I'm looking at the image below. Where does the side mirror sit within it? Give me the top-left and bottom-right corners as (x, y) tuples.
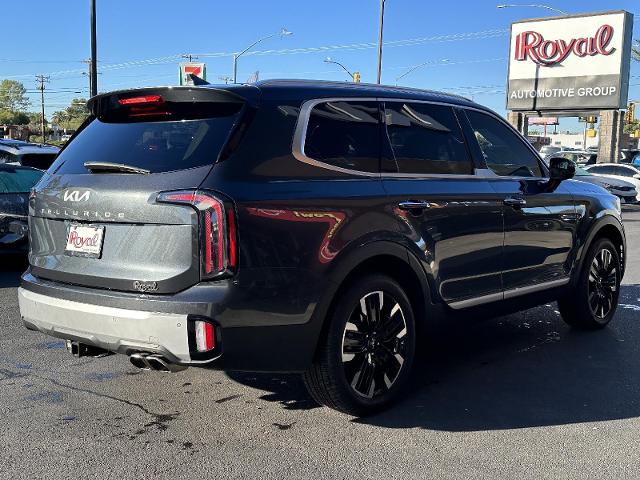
(548, 157), (575, 181)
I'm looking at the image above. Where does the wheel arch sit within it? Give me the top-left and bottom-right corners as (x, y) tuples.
(308, 240), (433, 363)
(574, 214), (626, 285)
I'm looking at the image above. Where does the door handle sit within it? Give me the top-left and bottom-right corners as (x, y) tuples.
(398, 200), (430, 211)
(503, 197), (527, 208)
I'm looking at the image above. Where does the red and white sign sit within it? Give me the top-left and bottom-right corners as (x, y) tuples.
(179, 62), (207, 86)
(507, 11), (633, 111)
(528, 117), (558, 125)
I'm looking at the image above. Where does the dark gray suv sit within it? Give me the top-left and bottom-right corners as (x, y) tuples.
(19, 81), (626, 415)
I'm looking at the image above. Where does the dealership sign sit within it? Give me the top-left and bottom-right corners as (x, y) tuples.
(507, 11), (633, 111)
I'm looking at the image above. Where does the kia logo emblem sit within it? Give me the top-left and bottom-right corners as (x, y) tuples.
(63, 190), (91, 202)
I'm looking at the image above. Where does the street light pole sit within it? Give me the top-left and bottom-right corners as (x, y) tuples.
(232, 28), (292, 84)
(395, 59), (450, 85)
(496, 4), (568, 15)
(376, 0), (386, 84)
(90, 0), (98, 97)
(324, 57), (354, 80)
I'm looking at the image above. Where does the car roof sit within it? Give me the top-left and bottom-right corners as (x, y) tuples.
(0, 140), (59, 154)
(588, 163), (637, 167)
(249, 79), (478, 105)
(94, 79), (485, 111)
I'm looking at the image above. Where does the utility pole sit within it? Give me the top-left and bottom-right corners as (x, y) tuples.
(35, 75), (50, 141)
(182, 54), (198, 63)
(90, 0), (98, 97)
(82, 59), (93, 94)
(376, 0), (386, 84)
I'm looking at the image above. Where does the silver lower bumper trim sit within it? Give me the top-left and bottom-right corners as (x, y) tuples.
(18, 287), (193, 363)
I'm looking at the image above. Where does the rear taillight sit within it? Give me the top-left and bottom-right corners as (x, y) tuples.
(157, 190), (237, 279)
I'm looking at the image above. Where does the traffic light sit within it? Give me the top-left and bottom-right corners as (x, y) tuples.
(625, 103), (636, 125)
(352, 72), (361, 83)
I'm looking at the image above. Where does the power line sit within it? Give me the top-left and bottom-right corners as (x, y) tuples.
(1, 27), (510, 80)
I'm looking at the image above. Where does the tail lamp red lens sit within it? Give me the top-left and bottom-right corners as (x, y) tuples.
(156, 190), (237, 278)
(194, 320), (215, 352)
(118, 95), (164, 105)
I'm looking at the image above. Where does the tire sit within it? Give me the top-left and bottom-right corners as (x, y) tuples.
(303, 274), (416, 416)
(558, 238), (621, 330)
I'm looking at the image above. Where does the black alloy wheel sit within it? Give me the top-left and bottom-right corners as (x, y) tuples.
(303, 274), (416, 416)
(341, 291), (408, 398)
(587, 247), (618, 319)
(559, 238), (621, 329)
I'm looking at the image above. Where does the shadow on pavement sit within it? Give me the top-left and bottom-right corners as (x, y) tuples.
(0, 256), (27, 288)
(230, 285), (640, 429)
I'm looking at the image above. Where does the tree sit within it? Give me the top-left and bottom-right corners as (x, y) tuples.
(27, 112), (47, 130)
(0, 79), (30, 112)
(51, 98), (88, 131)
(0, 110), (29, 125)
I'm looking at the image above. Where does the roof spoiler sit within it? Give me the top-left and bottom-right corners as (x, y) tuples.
(87, 86), (247, 117)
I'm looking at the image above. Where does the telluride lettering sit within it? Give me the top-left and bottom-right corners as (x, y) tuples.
(514, 24), (616, 65)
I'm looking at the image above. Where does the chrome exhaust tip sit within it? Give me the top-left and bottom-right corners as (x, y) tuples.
(129, 352), (186, 373)
(129, 352), (152, 370)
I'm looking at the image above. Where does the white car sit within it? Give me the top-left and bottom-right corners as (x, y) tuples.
(584, 163), (640, 202)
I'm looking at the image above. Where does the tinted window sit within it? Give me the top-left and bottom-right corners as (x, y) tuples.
(611, 165), (637, 177)
(465, 110), (542, 177)
(304, 101), (379, 173)
(53, 103), (242, 174)
(383, 102), (472, 175)
(0, 168), (43, 193)
(588, 165), (614, 175)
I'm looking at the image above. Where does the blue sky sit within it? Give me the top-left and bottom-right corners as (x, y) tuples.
(1, 0), (638, 132)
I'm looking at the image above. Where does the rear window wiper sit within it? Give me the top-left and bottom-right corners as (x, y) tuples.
(83, 161), (150, 175)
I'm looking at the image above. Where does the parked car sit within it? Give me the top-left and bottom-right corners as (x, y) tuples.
(19, 81), (626, 415)
(0, 164), (44, 253)
(539, 145), (562, 156)
(620, 149), (640, 166)
(569, 163), (637, 204)
(0, 139), (60, 170)
(584, 163), (640, 202)
(554, 150), (597, 165)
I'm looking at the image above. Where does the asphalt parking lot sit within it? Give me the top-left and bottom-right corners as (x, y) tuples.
(1, 206), (639, 480)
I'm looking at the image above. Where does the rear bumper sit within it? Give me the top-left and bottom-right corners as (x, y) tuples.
(19, 287), (199, 364)
(19, 269), (327, 372)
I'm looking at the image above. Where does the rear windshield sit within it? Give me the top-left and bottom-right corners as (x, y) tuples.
(0, 168), (43, 193)
(21, 153), (57, 170)
(52, 103), (242, 174)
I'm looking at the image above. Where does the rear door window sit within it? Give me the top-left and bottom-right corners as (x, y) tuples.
(52, 103), (243, 174)
(0, 168), (43, 193)
(465, 109), (543, 177)
(383, 102), (472, 175)
(304, 101), (380, 173)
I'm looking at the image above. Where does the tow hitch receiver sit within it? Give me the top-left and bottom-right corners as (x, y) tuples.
(65, 340), (113, 358)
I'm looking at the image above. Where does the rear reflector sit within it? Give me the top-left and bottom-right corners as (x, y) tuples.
(195, 320), (215, 352)
(118, 95), (164, 105)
